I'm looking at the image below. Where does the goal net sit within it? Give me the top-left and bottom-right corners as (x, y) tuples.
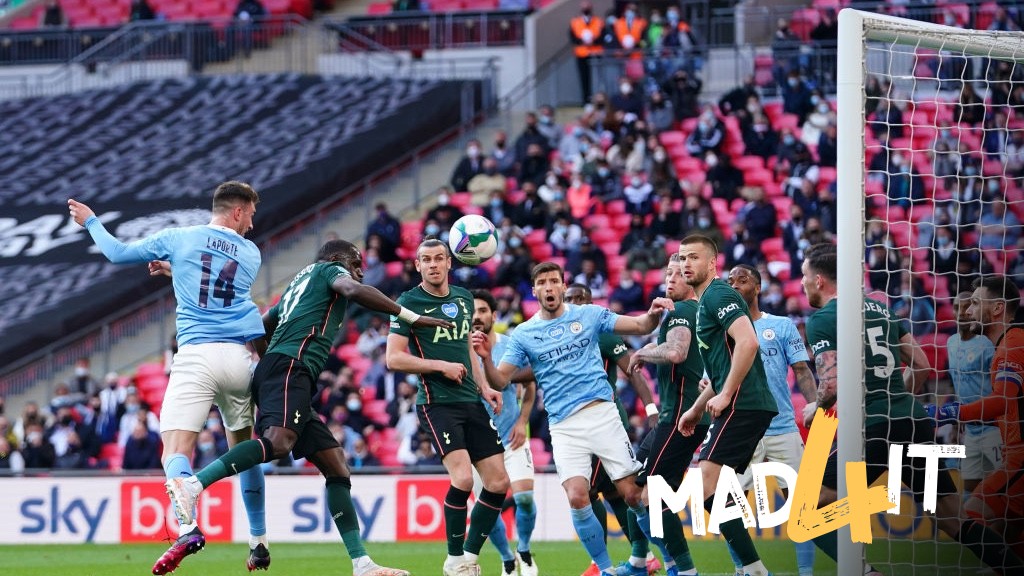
(837, 8), (1024, 576)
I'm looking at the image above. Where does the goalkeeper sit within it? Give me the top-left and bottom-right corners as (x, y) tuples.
(802, 243), (1023, 572)
(931, 277), (1024, 545)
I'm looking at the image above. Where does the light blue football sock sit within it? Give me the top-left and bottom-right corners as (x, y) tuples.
(514, 491), (537, 552)
(239, 464), (267, 536)
(571, 505), (612, 571)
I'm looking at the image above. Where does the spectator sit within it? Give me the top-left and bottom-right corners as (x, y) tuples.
(467, 157), (507, 204)
(663, 68), (702, 122)
(515, 112), (550, 162)
(771, 18), (802, 86)
(982, 110), (1009, 159)
(566, 172), (595, 219)
(359, 247), (386, 289)
(41, 0), (66, 27)
(817, 123), (838, 167)
(781, 72), (813, 124)
(588, 158), (622, 202)
(450, 139), (485, 191)
(20, 424), (55, 469)
(801, 99), (833, 148)
(723, 222), (757, 269)
(347, 438), (380, 470)
(610, 78), (644, 116)
(569, 1), (604, 104)
(866, 245), (901, 295)
(565, 235), (607, 278)
(536, 104), (562, 151)
(494, 239), (535, 295)
(955, 83), (985, 126)
(622, 172), (654, 214)
(644, 146), (676, 193)
(740, 112), (777, 161)
(607, 133), (644, 175)
(686, 206), (724, 250)
(810, 8), (838, 42)
(117, 394), (159, 447)
(559, 123), (598, 165)
(761, 279), (786, 316)
(50, 382), (82, 413)
(378, 259), (419, 300)
(0, 415), (16, 448)
(513, 182), (548, 232)
(233, 0), (266, 57)
(518, 143), (551, 188)
(572, 258), (608, 299)
(1006, 130), (1024, 178)
(782, 204), (807, 277)
(930, 226), (960, 278)
(887, 152), (924, 210)
(392, 0), (421, 11)
(0, 437), (24, 473)
(123, 420), (163, 470)
(13, 401), (47, 446)
(192, 429), (223, 468)
(489, 130), (517, 177)
(663, 6), (701, 73)
(69, 357), (98, 396)
(988, 6), (1022, 31)
(387, 379), (418, 429)
(423, 189), (464, 231)
(548, 212), (583, 256)
(538, 170), (567, 203)
(609, 272), (645, 312)
(702, 151), (742, 204)
(96, 372), (126, 443)
(646, 90), (675, 132)
(719, 75), (759, 118)
(624, 231), (665, 274)
(891, 274), (935, 337)
(684, 107), (725, 156)
(979, 199), (1021, 250)
(649, 195), (681, 240)
(736, 186), (777, 242)
(129, 0), (156, 21)
(412, 432), (441, 466)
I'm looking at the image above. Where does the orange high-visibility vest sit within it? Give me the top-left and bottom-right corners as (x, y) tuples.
(570, 16), (605, 58)
(614, 16), (647, 58)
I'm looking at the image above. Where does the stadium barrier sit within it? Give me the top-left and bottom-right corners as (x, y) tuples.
(0, 472), (948, 543)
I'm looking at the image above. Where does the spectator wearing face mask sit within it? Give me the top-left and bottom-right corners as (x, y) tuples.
(742, 112), (779, 160)
(366, 202), (402, 262)
(423, 189), (465, 232)
(570, 1), (605, 104)
(705, 151), (744, 204)
(20, 423), (55, 469)
(611, 77), (644, 116)
(518, 143), (552, 188)
(69, 358), (98, 397)
(609, 271), (645, 312)
(886, 152), (923, 210)
(649, 193), (681, 240)
(490, 131), (517, 177)
(622, 172), (654, 214)
(817, 123), (838, 168)
(646, 90), (675, 133)
(514, 183), (549, 232)
(781, 72), (813, 124)
(801, 97), (834, 147)
(685, 206), (724, 250)
(117, 394), (159, 447)
(613, 2), (647, 56)
(548, 212), (583, 256)
(587, 158), (623, 202)
(450, 139), (485, 191)
(467, 157), (507, 205)
(566, 172), (595, 219)
(538, 170), (567, 203)
(191, 429), (224, 469)
(536, 104), (562, 151)
(515, 112), (551, 162)
(0, 436), (24, 473)
(559, 123), (599, 163)
(979, 199), (1021, 250)
(361, 247), (387, 289)
(684, 106), (725, 156)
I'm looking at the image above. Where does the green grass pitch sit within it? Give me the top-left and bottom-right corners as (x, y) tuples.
(0, 538), (984, 575)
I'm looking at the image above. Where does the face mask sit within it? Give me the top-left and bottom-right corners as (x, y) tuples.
(988, 180), (1000, 193)
(598, 167), (610, 177)
(698, 217), (711, 228)
(27, 431), (41, 444)
(540, 115), (553, 125)
(620, 279), (634, 289)
(508, 237), (522, 248)
(620, 83), (632, 95)
(490, 198), (502, 207)
(366, 256), (379, 266)
(580, 143), (590, 153)
(625, 10), (635, 19)
(467, 146), (480, 158)
(199, 442), (214, 452)
(126, 404), (140, 414)
(582, 8), (591, 15)
(798, 238), (811, 250)
(667, 11), (679, 23)
(940, 129), (950, 139)
(810, 95), (820, 106)
(631, 177), (642, 187)
(783, 135), (795, 145)
(937, 236), (950, 246)
(346, 399), (362, 412)
(425, 224), (441, 236)
(705, 155), (718, 167)
(437, 194), (449, 206)
(753, 123), (768, 133)
(546, 176), (558, 187)
(606, 16), (616, 26)
(787, 78), (798, 87)
(761, 280), (769, 291)
(965, 166), (977, 176)
(817, 104), (829, 114)
(653, 150), (666, 162)
(485, 167), (497, 175)
(206, 417), (219, 429)
(75, 367), (88, 377)
(746, 103), (760, 114)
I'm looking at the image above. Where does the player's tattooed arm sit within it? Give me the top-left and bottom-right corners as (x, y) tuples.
(631, 326), (690, 370)
(792, 361), (817, 403)
(815, 350), (838, 410)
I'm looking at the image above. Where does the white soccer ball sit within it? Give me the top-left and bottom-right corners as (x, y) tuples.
(448, 214), (499, 265)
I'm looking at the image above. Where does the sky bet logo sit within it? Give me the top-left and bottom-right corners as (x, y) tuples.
(647, 410), (965, 543)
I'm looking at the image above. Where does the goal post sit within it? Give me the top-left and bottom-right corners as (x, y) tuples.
(837, 8), (1024, 576)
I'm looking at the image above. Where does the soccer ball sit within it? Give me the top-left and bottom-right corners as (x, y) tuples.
(448, 214), (499, 265)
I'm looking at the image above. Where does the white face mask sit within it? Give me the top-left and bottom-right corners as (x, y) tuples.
(620, 83), (632, 95)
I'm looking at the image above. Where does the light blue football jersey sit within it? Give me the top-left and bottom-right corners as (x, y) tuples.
(500, 303), (617, 425)
(947, 332), (996, 436)
(754, 313), (809, 436)
(85, 219), (264, 346)
(480, 334), (522, 445)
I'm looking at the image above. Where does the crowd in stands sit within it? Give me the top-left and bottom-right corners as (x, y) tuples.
(7, 0), (326, 30)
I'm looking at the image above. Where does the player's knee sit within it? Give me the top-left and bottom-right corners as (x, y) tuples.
(264, 430), (296, 459)
(513, 491), (535, 514)
(485, 475), (510, 495)
(568, 491), (592, 509)
(449, 468), (474, 491)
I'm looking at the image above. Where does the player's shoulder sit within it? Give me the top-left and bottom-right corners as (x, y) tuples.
(862, 296), (895, 320)
(450, 285), (474, 300)
(674, 299), (698, 314)
(1002, 326), (1024, 351)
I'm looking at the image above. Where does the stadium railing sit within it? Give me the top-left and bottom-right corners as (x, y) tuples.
(325, 9), (529, 52)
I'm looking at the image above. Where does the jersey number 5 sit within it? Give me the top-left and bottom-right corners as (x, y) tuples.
(866, 326), (895, 378)
(198, 253), (237, 308)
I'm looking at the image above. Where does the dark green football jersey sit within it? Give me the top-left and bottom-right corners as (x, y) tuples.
(390, 284), (479, 405)
(695, 279), (777, 414)
(266, 261), (351, 376)
(599, 333), (632, 429)
(805, 297), (924, 427)
(658, 300), (710, 426)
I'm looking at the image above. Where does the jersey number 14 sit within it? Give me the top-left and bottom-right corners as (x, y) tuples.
(198, 253), (238, 308)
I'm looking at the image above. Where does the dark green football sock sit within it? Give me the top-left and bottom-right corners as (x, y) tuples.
(719, 517), (759, 565)
(444, 486), (471, 556)
(661, 508), (694, 570)
(812, 530), (837, 561)
(326, 477), (367, 560)
(626, 508), (650, 557)
(464, 489), (505, 555)
(196, 437), (271, 488)
(957, 519), (1024, 569)
(590, 494), (609, 540)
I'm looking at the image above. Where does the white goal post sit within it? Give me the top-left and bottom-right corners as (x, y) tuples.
(837, 8), (1024, 576)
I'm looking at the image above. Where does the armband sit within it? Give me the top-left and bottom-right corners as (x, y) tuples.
(397, 307), (421, 324)
(645, 403), (658, 417)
